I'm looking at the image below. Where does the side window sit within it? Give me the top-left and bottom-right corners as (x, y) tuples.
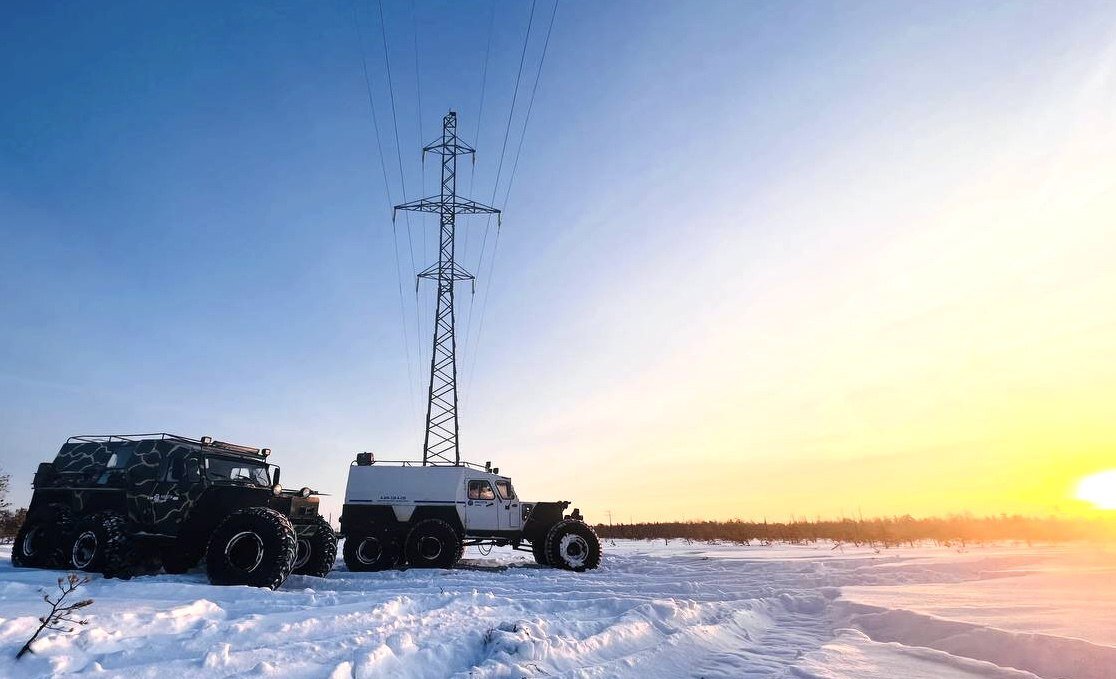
(495, 480), (515, 500)
(164, 453), (187, 482)
(112, 446), (135, 469)
(468, 480), (496, 501)
(95, 454), (117, 485)
(96, 445), (135, 485)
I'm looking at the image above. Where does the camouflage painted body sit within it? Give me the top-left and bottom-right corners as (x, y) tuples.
(28, 435), (324, 555)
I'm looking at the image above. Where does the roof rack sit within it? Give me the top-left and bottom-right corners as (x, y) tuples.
(351, 458), (490, 471)
(66, 433), (269, 457)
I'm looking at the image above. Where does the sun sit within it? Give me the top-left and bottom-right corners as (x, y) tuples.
(1076, 470), (1116, 510)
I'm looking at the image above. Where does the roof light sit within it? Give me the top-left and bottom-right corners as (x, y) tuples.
(260, 448), (271, 457)
(299, 487), (312, 498)
(201, 436), (213, 445)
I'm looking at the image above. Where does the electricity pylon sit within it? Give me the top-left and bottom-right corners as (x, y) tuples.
(394, 111), (500, 466)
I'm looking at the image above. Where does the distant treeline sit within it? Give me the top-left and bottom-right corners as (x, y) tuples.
(0, 471), (20, 543)
(594, 514), (1116, 547)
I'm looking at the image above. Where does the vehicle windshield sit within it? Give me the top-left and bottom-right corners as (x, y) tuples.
(495, 480), (515, 500)
(204, 456), (270, 486)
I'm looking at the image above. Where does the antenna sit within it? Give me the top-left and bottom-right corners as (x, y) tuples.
(395, 111), (500, 466)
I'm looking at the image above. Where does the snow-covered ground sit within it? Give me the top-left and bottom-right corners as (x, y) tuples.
(0, 540), (1112, 678)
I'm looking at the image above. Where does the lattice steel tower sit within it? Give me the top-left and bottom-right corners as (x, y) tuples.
(395, 111), (500, 465)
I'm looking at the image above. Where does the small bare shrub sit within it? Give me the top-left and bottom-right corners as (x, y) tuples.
(16, 574), (94, 660)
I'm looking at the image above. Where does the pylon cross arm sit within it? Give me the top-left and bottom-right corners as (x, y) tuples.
(451, 198), (501, 215)
(394, 197), (501, 217)
(417, 262), (475, 281)
(423, 140), (476, 157)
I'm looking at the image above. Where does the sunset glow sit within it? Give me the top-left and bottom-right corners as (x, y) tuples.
(1076, 470), (1116, 511)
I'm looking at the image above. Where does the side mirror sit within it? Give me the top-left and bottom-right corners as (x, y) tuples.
(272, 467), (281, 486)
(185, 458), (203, 483)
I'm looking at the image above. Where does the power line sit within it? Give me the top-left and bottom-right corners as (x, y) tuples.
(350, 0), (418, 421)
(464, 0), (497, 252)
(466, 0), (560, 405)
(461, 0), (536, 389)
(461, 0), (497, 372)
(377, 0), (427, 404)
(501, 0), (559, 208)
(410, 0), (429, 399)
(377, 0), (419, 280)
(410, 0), (427, 270)
(411, 0), (424, 148)
(489, 0), (536, 208)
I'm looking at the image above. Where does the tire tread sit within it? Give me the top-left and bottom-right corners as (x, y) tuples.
(205, 506), (297, 589)
(544, 519), (602, 572)
(404, 518), (461, 569)
(292, 515), (337, 577)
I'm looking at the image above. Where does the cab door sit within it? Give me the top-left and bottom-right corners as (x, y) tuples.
(149, 450), (198, 534)
(464, 478), (500, 531)
(494, 479), (521, 531)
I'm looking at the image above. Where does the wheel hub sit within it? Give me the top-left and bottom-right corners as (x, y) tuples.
(72, 531), (98, 569)
(417, 535), (443, 561)
(558, 534), (589, 567)
(21, 527), (40, 558)
(356, 537), (383, 565)
(293, 538), (312, 569)
(225, 531), (265, 573)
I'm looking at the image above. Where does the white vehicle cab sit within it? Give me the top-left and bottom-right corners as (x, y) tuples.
(340, 453), (601, 571)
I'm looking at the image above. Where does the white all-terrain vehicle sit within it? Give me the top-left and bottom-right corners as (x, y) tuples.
(340, 453), (601, 572)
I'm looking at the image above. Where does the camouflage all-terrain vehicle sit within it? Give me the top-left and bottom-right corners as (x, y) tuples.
(12, 434), (336, 589)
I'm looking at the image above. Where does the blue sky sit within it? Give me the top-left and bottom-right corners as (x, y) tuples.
(2, 1), (1115, 521)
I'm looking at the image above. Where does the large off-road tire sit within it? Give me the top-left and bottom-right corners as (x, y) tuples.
(161, 543), (204, 574)
(292, 516), (337, 577)
(343, 528), (401, 572)
(205, 507), (297, 589)
(404, 519), (461, 569)
(12, 504), (74, 569)
(11, 520), (48, 568)
(69, 511), (135, 578)
(544, 519), (602, 572)
(531, 539), (550, 567)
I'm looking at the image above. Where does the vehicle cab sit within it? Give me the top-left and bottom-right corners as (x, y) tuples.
(462, 472), (522, 533)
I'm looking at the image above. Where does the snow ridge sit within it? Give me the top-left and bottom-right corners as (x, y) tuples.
(841, 601), (1116, 679)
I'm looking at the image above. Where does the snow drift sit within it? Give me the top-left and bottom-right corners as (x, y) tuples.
(0, 540), (1111, 678)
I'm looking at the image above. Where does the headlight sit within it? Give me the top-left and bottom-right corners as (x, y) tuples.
(299, 487), (312, 498)
(272, 483), (283, 496)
